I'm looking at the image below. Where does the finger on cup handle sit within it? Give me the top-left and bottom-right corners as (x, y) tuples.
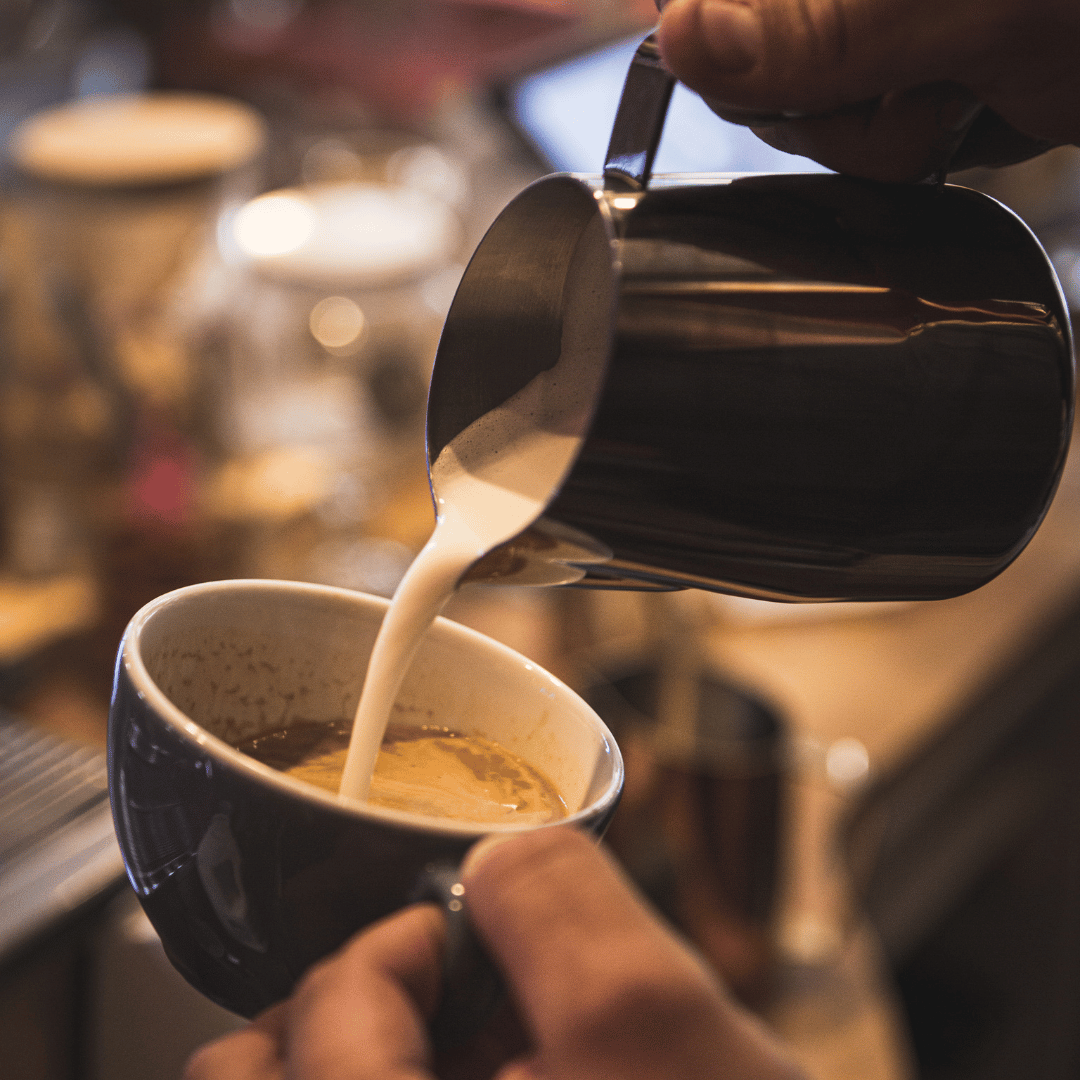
(183, 831), (804, 1080)
(184, 904), (447, 1080)
(183, 1005), (288, 1080)
(462, 826), (805, 1080)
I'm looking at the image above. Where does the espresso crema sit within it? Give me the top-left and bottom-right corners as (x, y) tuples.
(239, 720), (567, 826)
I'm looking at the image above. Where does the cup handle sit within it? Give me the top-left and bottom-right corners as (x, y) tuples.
(412, 862), (505, 1049)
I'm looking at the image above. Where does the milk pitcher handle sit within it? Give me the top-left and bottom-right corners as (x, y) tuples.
(603, 33), (675, 191)
(603, 30), (797, 190)
(605, 28), (981, 189)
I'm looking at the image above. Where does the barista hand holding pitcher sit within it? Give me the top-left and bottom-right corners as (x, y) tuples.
(658, 0), (1080, 182)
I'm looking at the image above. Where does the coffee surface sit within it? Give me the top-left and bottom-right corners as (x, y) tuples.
(238, 721), (567, 825)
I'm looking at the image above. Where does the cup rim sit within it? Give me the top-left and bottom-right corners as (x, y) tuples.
(118, 578), (624, 838)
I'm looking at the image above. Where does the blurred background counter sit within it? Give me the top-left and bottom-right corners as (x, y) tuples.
(2, 2), (1080, 1079)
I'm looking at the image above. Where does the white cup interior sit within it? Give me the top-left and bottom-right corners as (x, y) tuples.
(125, 579), (622, 831)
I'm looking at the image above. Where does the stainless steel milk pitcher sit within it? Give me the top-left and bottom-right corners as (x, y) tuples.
(426, 34), (1074, 602)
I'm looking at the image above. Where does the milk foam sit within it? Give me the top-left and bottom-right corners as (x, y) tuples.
(337, 212), (612, 804)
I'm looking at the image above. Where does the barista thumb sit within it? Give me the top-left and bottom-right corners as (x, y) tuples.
(460, 827), (804, 1080)
(656, 0), (986, 116)
(657, 0), (1005, 181)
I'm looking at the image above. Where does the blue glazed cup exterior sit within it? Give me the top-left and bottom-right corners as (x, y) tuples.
(108, 579), (623, 1020)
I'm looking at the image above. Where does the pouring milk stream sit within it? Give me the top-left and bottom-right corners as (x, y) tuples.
(338, 217), (611, 803)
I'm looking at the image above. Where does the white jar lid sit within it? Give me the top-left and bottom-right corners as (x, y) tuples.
(9, 92), (267, 186)
(229, 180), (461, 287)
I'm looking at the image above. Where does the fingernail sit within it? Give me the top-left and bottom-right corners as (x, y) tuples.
(460, 831), (528, 879)
(698, 0), (761, 74)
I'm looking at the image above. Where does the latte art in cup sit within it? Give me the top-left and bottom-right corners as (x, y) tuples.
(238, 720), (567, 826)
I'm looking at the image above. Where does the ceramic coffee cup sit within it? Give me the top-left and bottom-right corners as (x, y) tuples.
(108, 579), (623, 1037)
